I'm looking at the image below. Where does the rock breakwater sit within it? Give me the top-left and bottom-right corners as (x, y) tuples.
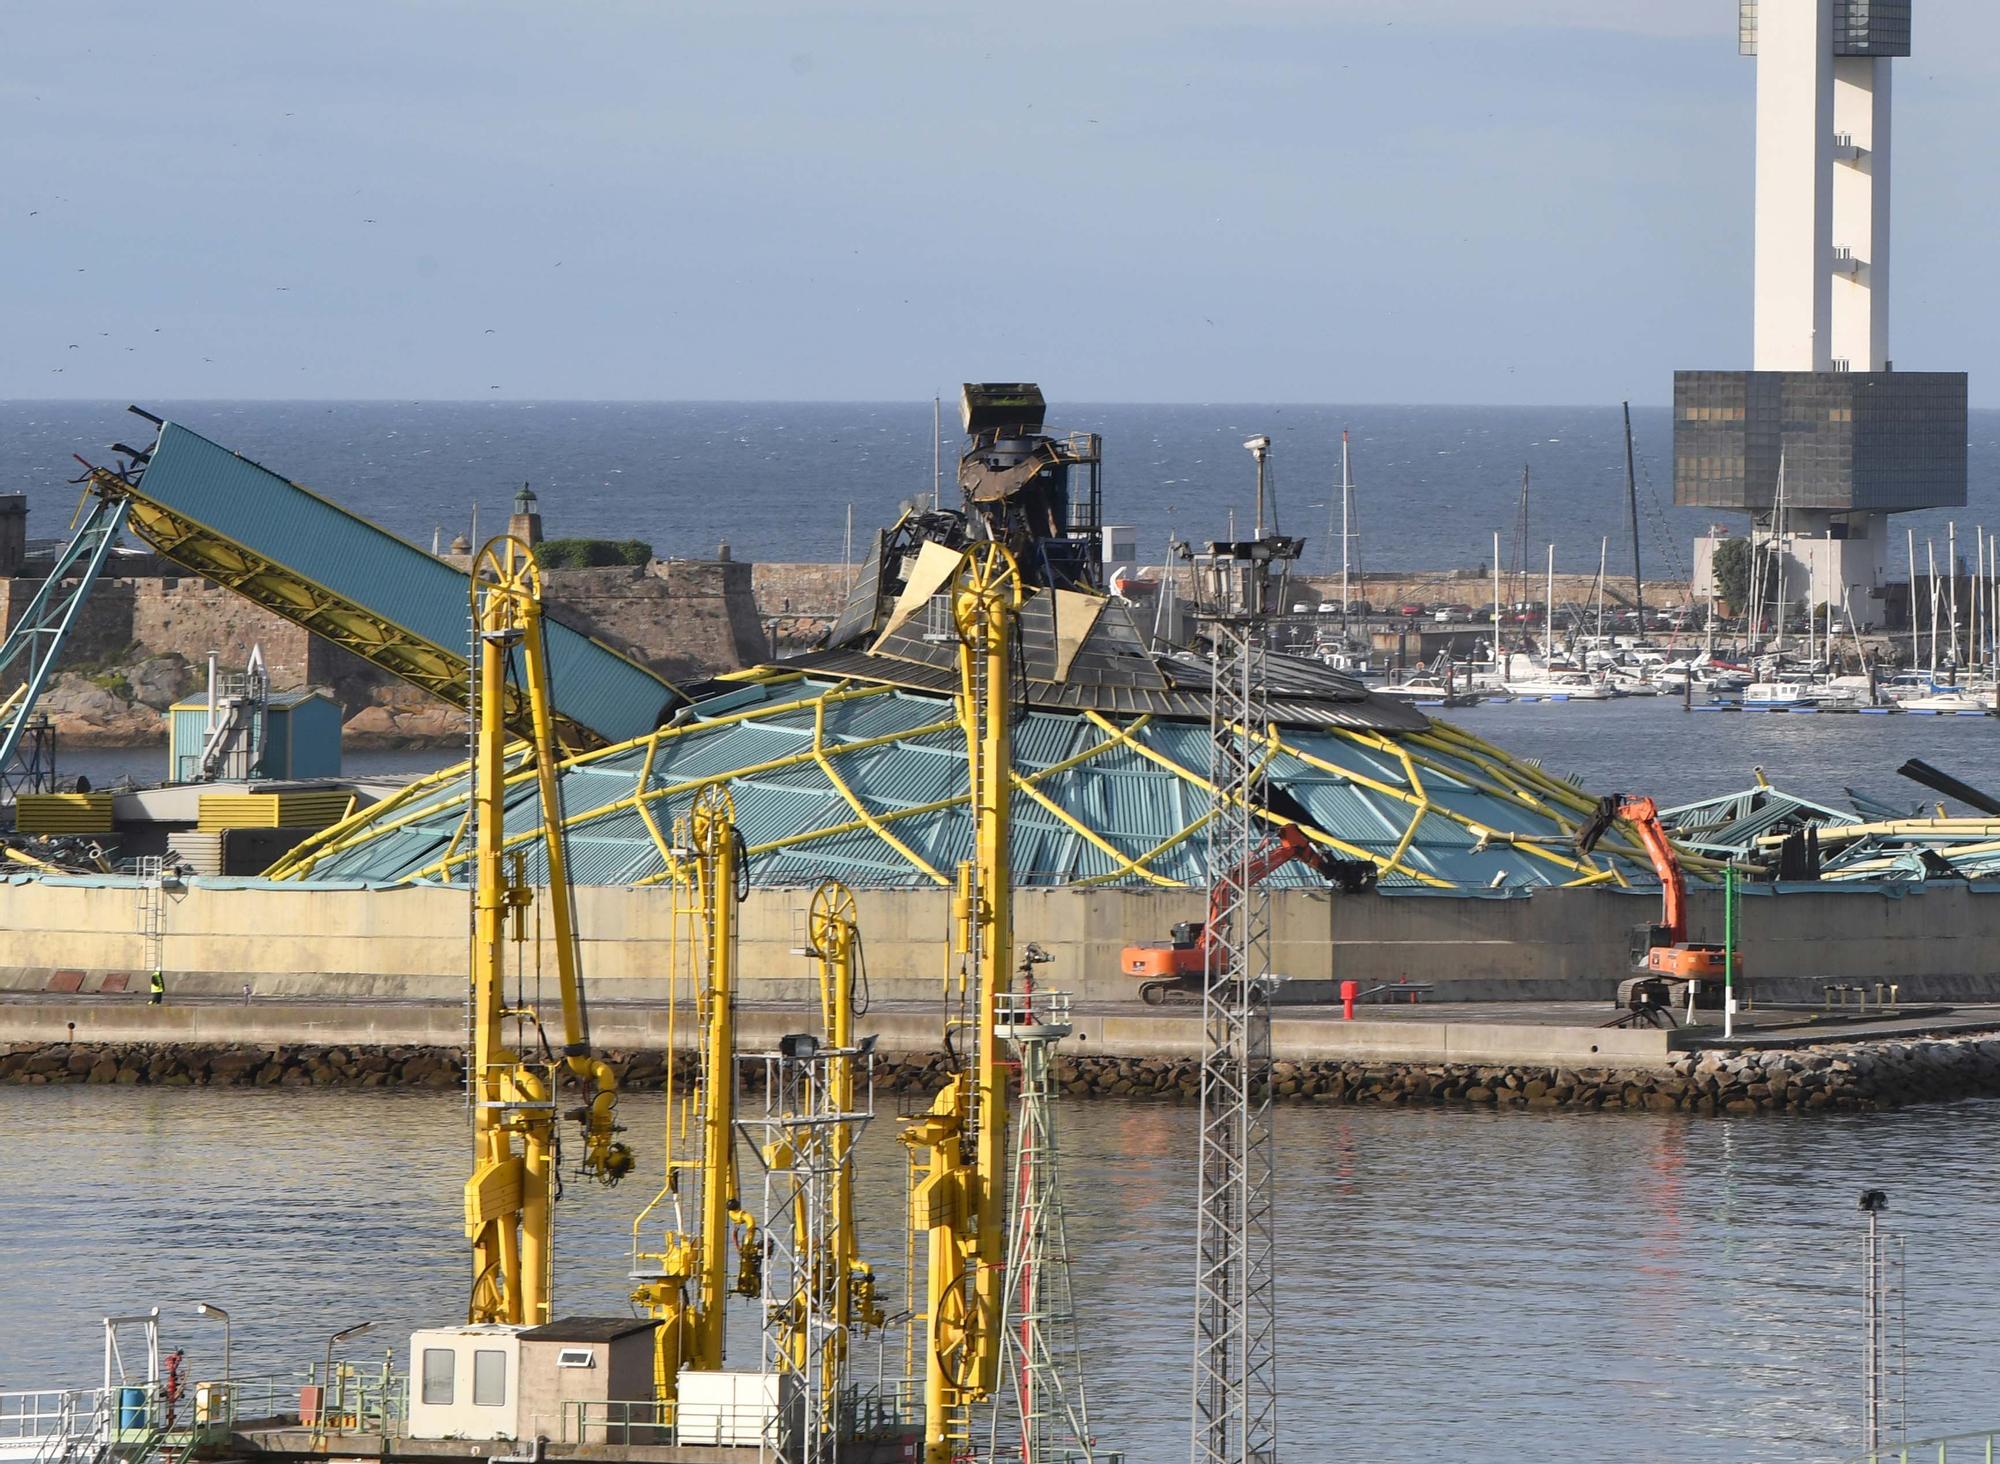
(5, 1032), (2000, 1112)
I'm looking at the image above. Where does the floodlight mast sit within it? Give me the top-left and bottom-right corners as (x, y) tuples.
(1188, 440), (1299, 1464)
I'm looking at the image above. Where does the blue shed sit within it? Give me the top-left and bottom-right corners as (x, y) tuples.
(166, 687), (344, 782)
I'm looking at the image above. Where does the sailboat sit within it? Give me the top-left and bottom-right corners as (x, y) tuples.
(1315, 427), (1377, 676)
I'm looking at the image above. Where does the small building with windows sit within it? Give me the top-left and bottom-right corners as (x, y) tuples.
(515, 1317), (660, 1444)
(406, 1324), (522, 1441)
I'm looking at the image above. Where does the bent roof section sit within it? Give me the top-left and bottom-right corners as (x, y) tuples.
(116, 421), (680, 749)
(270, 671), (1673, 891)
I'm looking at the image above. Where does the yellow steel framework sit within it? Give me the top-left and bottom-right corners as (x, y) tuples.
(87, 466), (639, 754)
(900, 543), (1022, 1464)
(462, 537), (634, 1327)
(759, 879), (887, 1432)
(268, 671), (1692, 893)
(629, 781), (759, 1419)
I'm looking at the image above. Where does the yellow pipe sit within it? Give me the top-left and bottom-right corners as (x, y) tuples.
(346, 707), (962, 888)
(957, 545), (1017, 1412)
(464, 540), (536, 1325)
(1073, 806), (1217, 889)
(1010, 772), (1181, 887)
(270, 677), (906, 879)
(691, 784), (739, 1372)
(1090, 710), (1451, 888)
(811, 695), (951, 886)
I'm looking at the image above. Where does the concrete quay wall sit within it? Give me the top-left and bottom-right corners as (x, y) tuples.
(0, 999), (1677, 1071)
(0, 879), (1992, 1009)
(10, 1033), (2000, 1115)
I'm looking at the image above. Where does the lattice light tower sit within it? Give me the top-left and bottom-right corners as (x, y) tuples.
(740, 1032), (878, 1464)
(987, 985), (1118, 1464)
(1187, 437), (1300, 1464)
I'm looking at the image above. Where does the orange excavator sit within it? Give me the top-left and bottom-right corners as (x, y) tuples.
(1121, 822), (1377, 1005)
(1575, 794), (1742, 1024)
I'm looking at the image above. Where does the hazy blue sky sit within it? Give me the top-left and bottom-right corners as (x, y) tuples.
(4, 1), (1997, 404)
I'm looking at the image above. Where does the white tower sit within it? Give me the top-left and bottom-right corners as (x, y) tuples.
(1683, 2), (1962, 635)
(1746, 0), (1907, 374)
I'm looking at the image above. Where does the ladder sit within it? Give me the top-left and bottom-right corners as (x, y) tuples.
(134, 857), (167, 979)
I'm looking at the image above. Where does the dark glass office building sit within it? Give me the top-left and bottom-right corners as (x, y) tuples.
(1672, 370), (1965, 515)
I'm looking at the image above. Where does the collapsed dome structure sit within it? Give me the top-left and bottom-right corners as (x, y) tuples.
(272, 388), (1674, 893)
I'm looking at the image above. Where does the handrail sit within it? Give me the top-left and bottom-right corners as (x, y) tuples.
(1841, 1428), (2000, 1463)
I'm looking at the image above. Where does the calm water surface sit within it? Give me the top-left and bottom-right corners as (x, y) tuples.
(3, 1086), (1996, 1462)
(8, 399), (2000, 579)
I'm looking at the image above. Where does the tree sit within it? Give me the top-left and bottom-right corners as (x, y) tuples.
(536, 537), (653, 569)
(1711, 536), (1751, 616)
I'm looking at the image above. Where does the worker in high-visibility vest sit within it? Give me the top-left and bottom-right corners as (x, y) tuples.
(148, 969), (165, 1006)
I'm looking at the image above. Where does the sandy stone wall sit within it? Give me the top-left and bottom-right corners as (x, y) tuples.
(542, 559), (766, 683)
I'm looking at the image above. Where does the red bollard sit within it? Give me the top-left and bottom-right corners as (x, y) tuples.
(1340, 979), (1359, 1021)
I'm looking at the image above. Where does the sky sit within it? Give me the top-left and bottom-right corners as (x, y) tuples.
(3, 0), (1998, 405)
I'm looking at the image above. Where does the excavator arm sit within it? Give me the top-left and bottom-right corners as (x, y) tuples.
(1575, 794), (1686, 945)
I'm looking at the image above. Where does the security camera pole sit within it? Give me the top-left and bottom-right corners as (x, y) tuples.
(1859, 1188), (1889, 1454)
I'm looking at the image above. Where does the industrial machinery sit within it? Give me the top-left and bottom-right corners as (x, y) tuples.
(462, 536), (634, 1328)
(956, 384), (1104, 591)
(629, 781), (759, 1419)
(763, 881), (884, 1427)
(899, 541), (1022, 1464)
(1186, 448), (1293, 1464)
(0, 490), (129, 797)
(1576, 793), (1742, 1023)
(1120, 822), (1376, 1005)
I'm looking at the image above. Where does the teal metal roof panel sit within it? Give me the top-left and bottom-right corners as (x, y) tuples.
(135, 422), (679, 744)
(286, 676), (1670, 891)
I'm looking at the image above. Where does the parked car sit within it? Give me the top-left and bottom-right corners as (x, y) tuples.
(1398, 603), (1427, 617)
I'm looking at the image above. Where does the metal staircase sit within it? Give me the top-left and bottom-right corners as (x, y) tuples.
(0, 495), (129, 795)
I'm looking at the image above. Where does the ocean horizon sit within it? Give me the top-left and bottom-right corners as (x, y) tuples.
(6, 399), (1999, 578)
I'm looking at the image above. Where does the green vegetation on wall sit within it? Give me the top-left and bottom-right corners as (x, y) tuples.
(535, 538), (654, 569)
(536, 536), (652, 572)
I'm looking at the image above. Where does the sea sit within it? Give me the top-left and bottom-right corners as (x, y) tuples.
(4, 1086), (1997, 1463)
(5, 399), (2000, 580)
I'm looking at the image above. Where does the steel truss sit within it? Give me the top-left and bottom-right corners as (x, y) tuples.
(741, 1038), (877, 1463)
(1187, 513), (1299, 1464)
(988, 988), (1120, 1464)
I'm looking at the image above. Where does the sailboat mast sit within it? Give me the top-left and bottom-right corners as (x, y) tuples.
(1770, 453), (1788, 655)
(1623, 401), (1644, 632)
(1908, 528), (1920, 671)
(1545, 543), (1556, 661)
(1705, 548), (1717, 660)
(1595, 537), (1608, 642)
(1927, 539), (1940, 677)
(1340, 429), (1353, 642)
(1950, 521), (1961, 668)
(1492, 529), (1504, 684)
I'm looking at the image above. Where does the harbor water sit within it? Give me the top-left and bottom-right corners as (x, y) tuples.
(4, 1084), (1997, 1462)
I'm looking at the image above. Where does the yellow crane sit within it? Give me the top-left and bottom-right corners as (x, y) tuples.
(630, 781), (758, 1417)
(901, 542), (1021, 1464)
(463, 535), (634, 1327)
(786, 880), (885, 1388)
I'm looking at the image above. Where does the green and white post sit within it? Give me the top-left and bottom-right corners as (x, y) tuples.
(1723, 866), (1738, 1040)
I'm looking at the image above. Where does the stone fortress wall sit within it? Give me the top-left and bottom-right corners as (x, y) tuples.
(0, 492), (770, 745)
